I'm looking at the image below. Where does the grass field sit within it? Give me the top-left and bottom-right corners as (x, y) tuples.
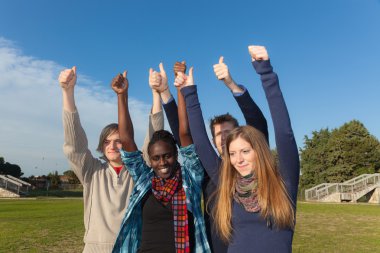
(0, 198), (84, 253)
(0, 199), (379, 253)
(293, 202), (380, 253)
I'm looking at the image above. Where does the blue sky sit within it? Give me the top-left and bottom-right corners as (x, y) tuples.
(1, 0), (379, 176)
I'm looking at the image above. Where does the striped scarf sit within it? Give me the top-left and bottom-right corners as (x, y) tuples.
(234, 171), (261, 213)
(151, 167), (190, 253)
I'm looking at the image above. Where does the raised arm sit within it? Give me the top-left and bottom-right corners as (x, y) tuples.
(213, 56), (243, 93)
(59, 66), (77, 112)
(59, 66), (100, 183)
(111, 71), (137, 152)
(180, 76), (221, 184)
(141, 82), (164, 164)
(151, 88), (162, 114)
(249, 45), (300, 201)
(149, 63), (181, 146)
(174, 70), (193, 147)
(213, 56), (269, 143)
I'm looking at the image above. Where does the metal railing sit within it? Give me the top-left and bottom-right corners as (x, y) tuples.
(0, 175), (23, 195)
(5, 175), (31, 194)
(305, 173), (380, 202)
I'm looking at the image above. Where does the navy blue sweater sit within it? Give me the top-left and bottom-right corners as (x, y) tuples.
(181, 60), (300, 253)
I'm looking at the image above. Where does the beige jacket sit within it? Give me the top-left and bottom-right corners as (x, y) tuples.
(63, 110), (164, 253)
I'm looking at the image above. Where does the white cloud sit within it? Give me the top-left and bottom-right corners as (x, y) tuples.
(0, 37), (152, 176)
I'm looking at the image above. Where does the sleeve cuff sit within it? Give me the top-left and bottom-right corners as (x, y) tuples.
(232, 84), (247, 97)
(150, 110), (164, 128)
(63, 108), (78, 115)
(252, 60), (273, 75)
(181, 85), (197, 97)
(179, 144), (196, 157)
(120, 149), (142, 159)
(161, 94), (174, 105)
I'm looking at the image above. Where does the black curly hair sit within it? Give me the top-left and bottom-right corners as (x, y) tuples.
(147, 130), (178, 157)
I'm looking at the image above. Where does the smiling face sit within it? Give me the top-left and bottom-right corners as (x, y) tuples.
(103, 131), (123, 166)
(149, 140), (178, 179)
(228, 136), (257, 176)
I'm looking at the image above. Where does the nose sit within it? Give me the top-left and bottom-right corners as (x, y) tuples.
(159, 157), (167, 165)
(109, 140), (119, 150)
(237, 152), (244, 163)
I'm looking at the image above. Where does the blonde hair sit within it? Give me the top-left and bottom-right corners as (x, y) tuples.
(213, 125), (295, 242)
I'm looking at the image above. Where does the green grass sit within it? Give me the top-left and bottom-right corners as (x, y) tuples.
(0, 199), (379, 252)
(0, 198), (84, 253)
(293, 202), (380, 253)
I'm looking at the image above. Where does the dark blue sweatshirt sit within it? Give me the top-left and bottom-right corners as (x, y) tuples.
(181, 60), (300, 253)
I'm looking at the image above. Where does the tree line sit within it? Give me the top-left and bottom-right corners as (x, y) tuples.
(0, 157), (79, 188)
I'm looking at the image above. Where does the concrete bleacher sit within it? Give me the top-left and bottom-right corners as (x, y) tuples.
(0, 175), (31, 197)
(305, 173), (380, 203)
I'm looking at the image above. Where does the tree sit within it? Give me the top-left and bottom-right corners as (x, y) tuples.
(48, 171), (60, 189)
(0, 157), (4, 165)
(0, 161), (24, 178)
(271, 148), (279, 166)
(326, 120), (380, 182)
(299, 128), (330, 189)
(299, 120), (380, 189)
(63, 170), (80, 184)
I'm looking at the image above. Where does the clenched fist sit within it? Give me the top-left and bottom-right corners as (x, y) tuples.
(58, 66), (77, 89)
(173, 61), (186, 77)
(248, 45), (269, 61)
(111, 71), (129, 94)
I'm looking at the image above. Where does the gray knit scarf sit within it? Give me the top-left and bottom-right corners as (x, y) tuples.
(234, 171), (261, 213)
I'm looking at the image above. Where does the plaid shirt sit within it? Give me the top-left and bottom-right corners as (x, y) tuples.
(112, 144), (211, 253)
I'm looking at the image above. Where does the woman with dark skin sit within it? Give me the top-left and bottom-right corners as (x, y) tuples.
(111, 70), (211, 253)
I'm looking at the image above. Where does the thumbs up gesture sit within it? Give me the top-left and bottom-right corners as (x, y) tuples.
(111, 71), (129, 94)
(248, 45), (269, 61)
(213, 56), (234, 86)
(149, 62), (168, 93)
(174, 67), (194, 89)
(58, 66), (77, 89)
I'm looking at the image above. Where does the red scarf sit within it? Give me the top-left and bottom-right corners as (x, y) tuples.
(151, 167), (190, 253)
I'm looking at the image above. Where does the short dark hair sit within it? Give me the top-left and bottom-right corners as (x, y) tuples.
(209, 113), (239, 138)
(97, 123), (119, 159)
(148, 130), (178, 157)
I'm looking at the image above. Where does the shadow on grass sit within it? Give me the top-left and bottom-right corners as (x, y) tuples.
(26, 189), (83, 198)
